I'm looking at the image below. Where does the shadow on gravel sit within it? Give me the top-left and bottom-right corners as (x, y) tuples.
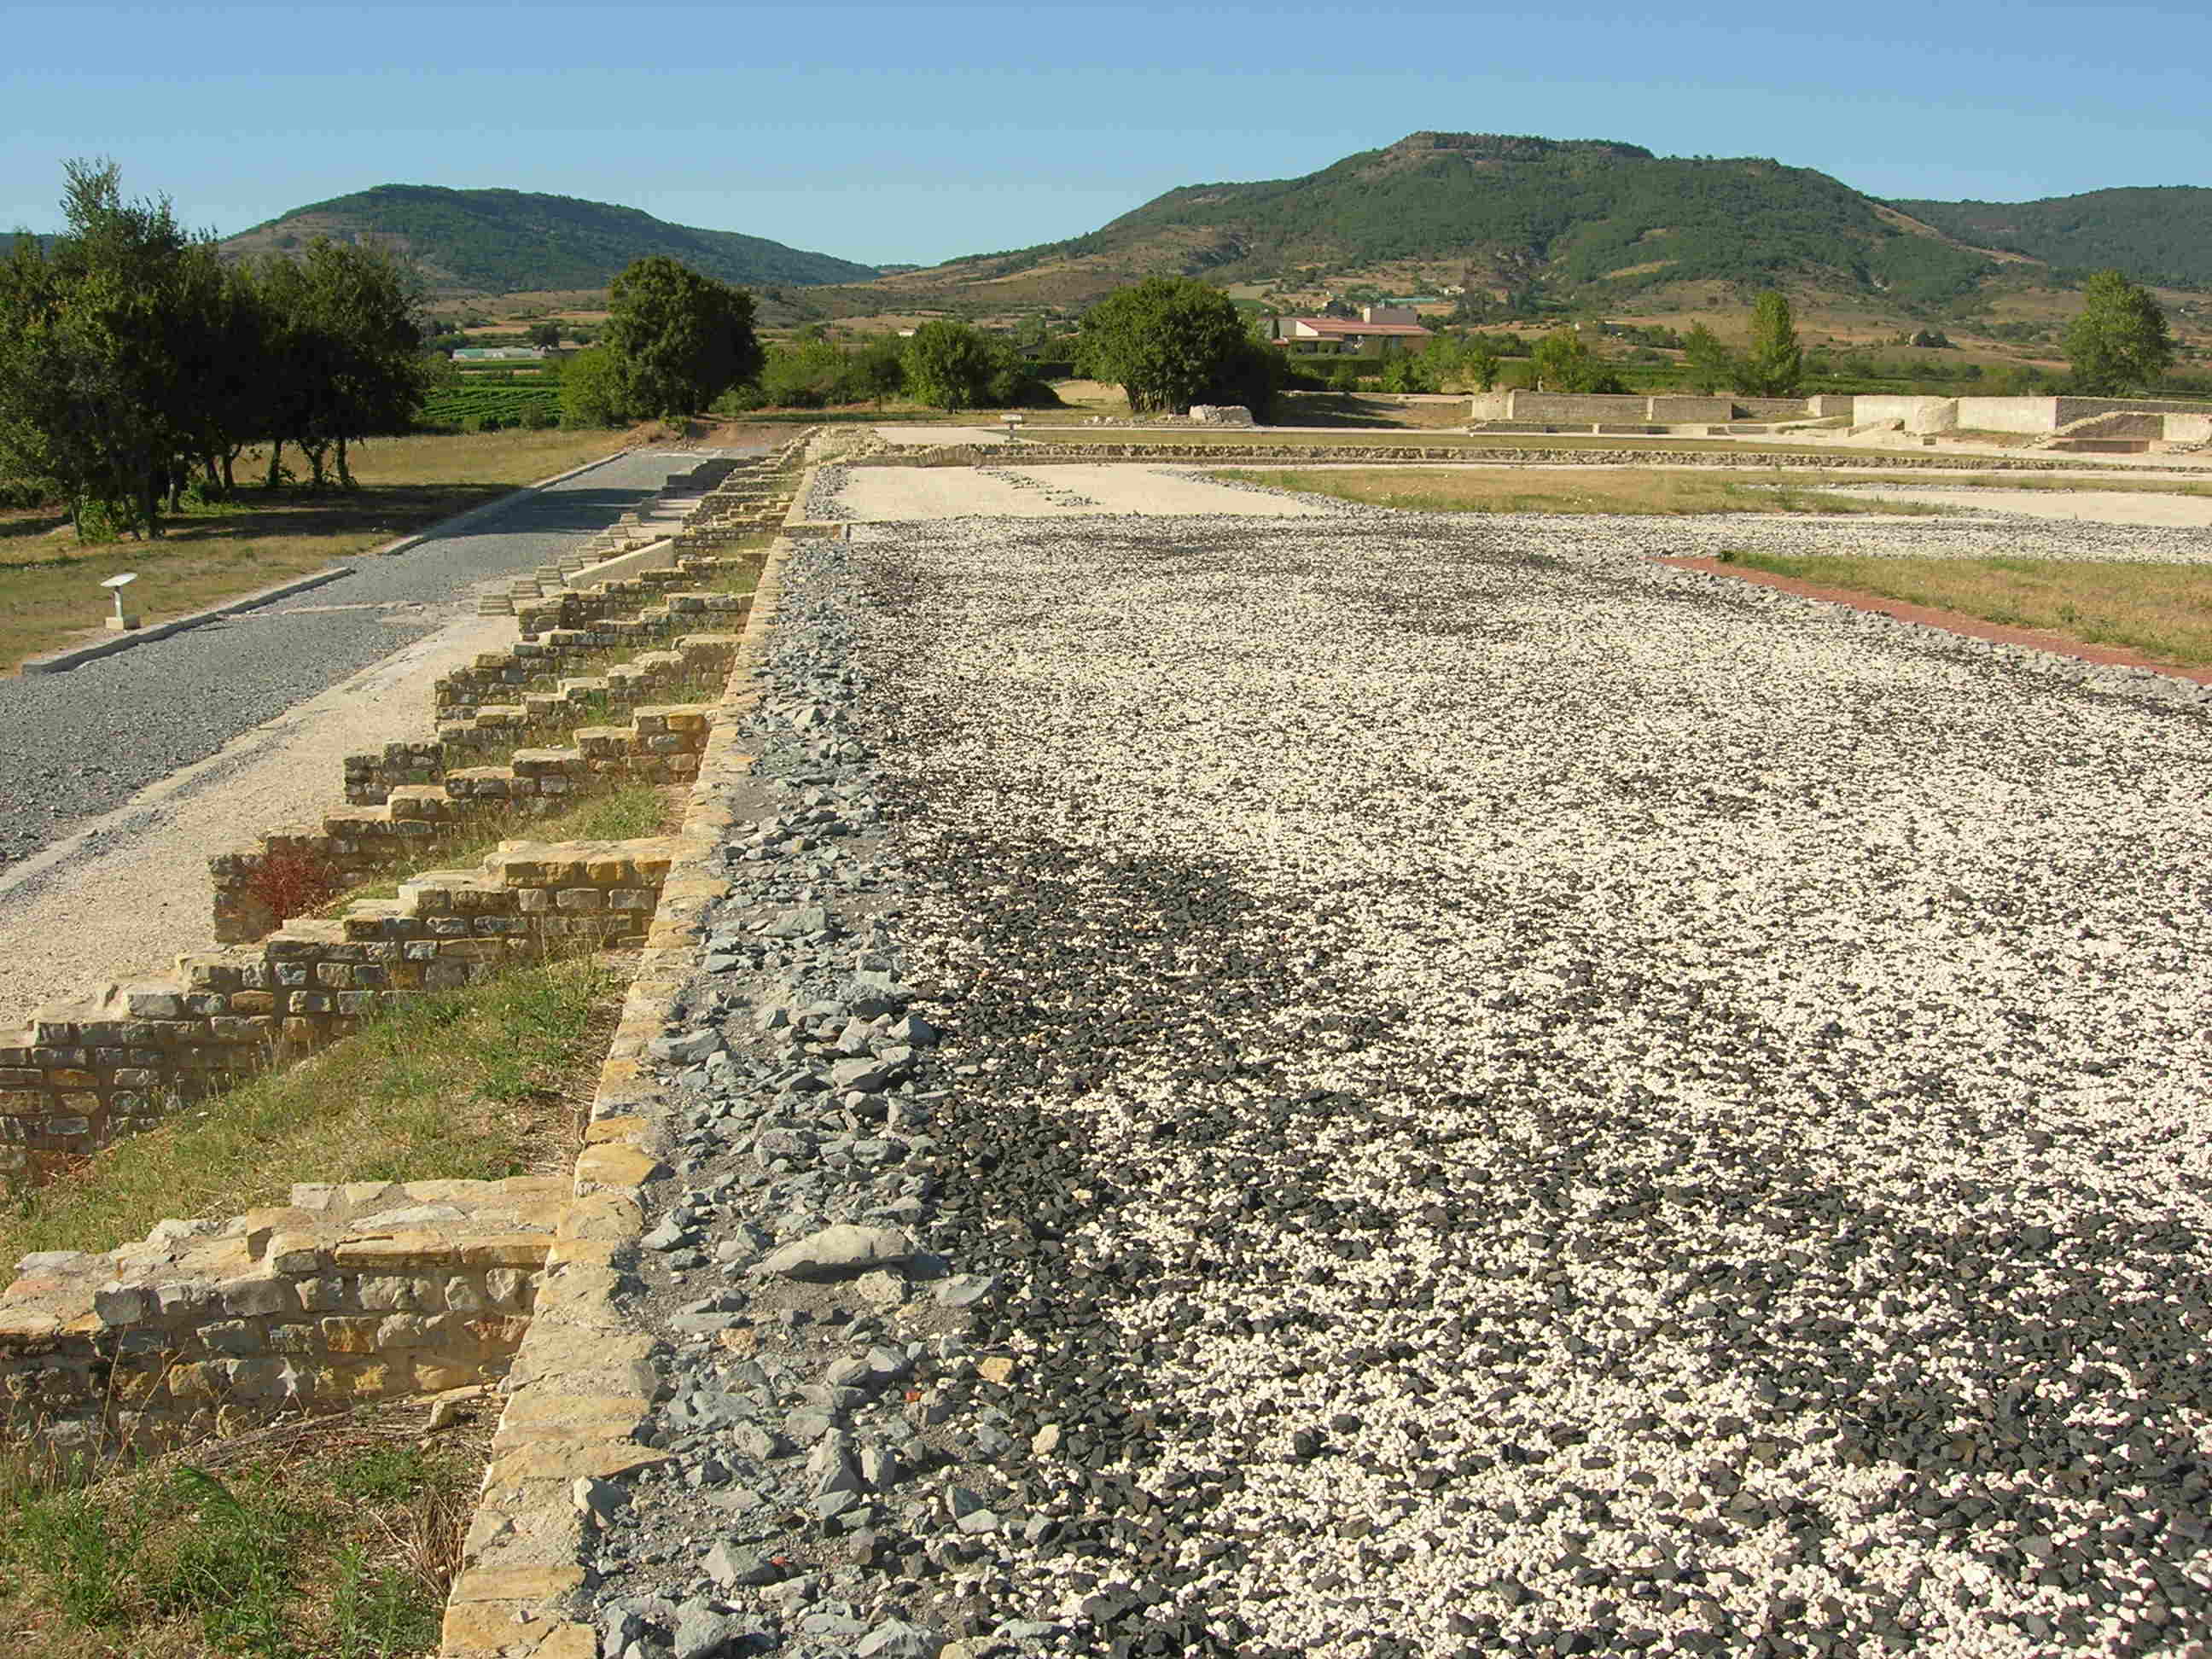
(907, 830), (1371, 1659)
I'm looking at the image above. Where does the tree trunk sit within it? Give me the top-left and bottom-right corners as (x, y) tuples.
(265, 439), (285, 491)
(335, 434), (354, 489)
(222, 447), (237, 494)
(140, 474), (163, 539)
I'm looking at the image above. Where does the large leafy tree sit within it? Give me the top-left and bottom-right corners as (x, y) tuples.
(2066, 269), (2174, 396)
(1740, 290), (1804, 396)
(0, 160), (207, 536)
(1077, 276), (1256, 416)
(254, 239), (426, 488)
(1680, 322), (1738, 395)
(900, 320), (997, 411)
(1531, 328), (1598, 393)
(604, 255), (761, 418)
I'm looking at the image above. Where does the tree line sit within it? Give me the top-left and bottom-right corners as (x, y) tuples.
(0, 162), (427, 538)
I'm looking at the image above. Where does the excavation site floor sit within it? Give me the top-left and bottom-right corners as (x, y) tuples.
(576, 469), (2212, 1659)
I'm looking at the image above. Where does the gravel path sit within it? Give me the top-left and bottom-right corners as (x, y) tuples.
(574, 507), (2212, 1659)
(832, 465), (1334, 522)
(1817, 487), (2212, 533)
(0, 606), (518, 1031)
(0, 447), (731, 874)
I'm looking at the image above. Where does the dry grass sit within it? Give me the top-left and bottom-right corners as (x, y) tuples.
(1720, 551), (2212, 671)
(0, 1400), (491, 1659)
(0, 947), (626, 1264)
(0, 428), (637, 674)
(1213, 468), (1948, 516)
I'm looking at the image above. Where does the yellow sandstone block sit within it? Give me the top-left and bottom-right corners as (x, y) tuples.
(457, 1234), (555, 1269)
(573, 1144), (663, 1193)
(333, 1231), (457, 1270)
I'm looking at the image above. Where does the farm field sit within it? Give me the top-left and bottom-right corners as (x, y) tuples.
(0, 428), (631, 672)
(416, 379), (563, 431)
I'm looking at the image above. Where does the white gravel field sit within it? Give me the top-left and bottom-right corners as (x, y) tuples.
(848, 505), (2212, 1657)
(834, 465), (1333, 521)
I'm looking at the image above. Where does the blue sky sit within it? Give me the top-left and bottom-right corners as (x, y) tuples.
(4, 3), (2207, 267)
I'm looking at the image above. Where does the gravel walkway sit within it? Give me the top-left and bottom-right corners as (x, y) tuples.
(0, 447), (723, 873)
(1817, 488), (2212, 532)
(576, 506), (2212, 1659)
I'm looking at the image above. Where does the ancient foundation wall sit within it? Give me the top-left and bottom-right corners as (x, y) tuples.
(1, 837), (684, 1182)
(441, 585), (751, 717)
(1730, 397), (1819, 421)
(215, 706), (714, 942)
(858, 441), (2099, 474)
(1854, 396), (1960, 434)
(0, 1179), (562, 1458)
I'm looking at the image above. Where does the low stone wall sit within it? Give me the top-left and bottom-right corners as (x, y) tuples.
(1469, 391), (1743, 423)
(442, 581), (752, 717)
(1, 837), (684, 1184)
(1732, 397), (1819, 421)
(1, 1179), (563, 1458)
(512, 567), (750, 643)
(857, 441), (2104, 474)
(217, 706), (714, 942)
(355, 636), (739, 806)
(437, 444), (805, 1659)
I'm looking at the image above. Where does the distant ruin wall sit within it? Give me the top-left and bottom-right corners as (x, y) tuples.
(1467, 392), (1741, 423)
(1856, 395), (1960, 434)
(1, 1179), (562, 1458)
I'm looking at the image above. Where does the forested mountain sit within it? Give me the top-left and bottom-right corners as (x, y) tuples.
(1891, 188), (2212, 289)
(218, 186), (877, 295)
(886, 132), (2000, 310)
(0, 234), (58, 258)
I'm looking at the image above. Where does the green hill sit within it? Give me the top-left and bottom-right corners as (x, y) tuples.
(914, 132), (1996, 310)
(1890, 188), (2212, 289)
(218, 185), (876, 295)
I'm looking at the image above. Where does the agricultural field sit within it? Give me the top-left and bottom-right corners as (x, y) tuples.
(416, 379), (562, 432)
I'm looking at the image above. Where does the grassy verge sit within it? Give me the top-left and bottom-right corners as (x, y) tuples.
(1713, 551), (2212, 671)
(0, 428), (637, 674)
(1, 1404), (488, 1659)
(1213, 468), (1949, 516)
(314, 783), (679, 913)
(0, 948), (625, 1264)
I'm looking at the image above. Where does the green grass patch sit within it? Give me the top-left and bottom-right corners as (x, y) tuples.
(1712, 551), (2212, 671)
(0, 949), (625, 1263)
(1, 1414), (480, 1659)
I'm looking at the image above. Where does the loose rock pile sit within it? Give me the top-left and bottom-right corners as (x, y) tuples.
(573, 504), (2211, 1659)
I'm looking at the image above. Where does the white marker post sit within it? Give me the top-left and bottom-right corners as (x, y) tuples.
(101, 572), (140, 632)
(1002, 411), (1025, 445)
